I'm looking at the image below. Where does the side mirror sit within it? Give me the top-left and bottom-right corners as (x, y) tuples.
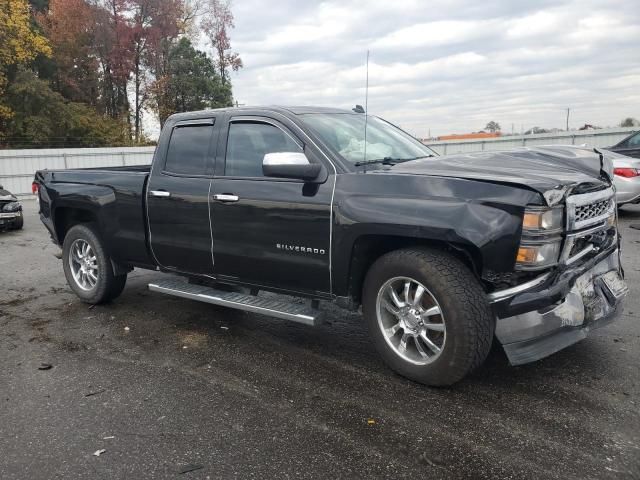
(263, 152), (322, 181)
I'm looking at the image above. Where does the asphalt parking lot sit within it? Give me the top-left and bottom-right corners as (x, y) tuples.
(1, 200), (639, 479)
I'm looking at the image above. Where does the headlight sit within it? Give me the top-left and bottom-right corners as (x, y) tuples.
(522, 207), (563, 233)
(516, 206), (564, 270)
(3, 201), (21, 212)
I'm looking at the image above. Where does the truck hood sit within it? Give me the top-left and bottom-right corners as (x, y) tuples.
(385, 146), (611, 203)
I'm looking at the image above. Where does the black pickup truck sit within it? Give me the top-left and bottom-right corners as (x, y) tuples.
(34, 106), (628, 386)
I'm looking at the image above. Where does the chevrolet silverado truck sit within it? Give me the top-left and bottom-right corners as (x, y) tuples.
(34, 106), (628, 386)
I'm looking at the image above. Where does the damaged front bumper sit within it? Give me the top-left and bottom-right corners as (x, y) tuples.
(0, 211), (22, 228)
(490, 248), (627, 365)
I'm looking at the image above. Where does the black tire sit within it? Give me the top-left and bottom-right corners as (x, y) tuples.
(12, 212), (24, 230)
(106, 274), (127, 302)
(62, 224), (127, 304)
(362, 247), (494, 386)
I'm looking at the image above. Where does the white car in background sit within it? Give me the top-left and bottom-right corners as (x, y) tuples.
(556, 145), (640, 207)
(603, 149), (640, 206)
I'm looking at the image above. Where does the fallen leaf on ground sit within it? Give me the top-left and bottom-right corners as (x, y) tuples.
(178, 464), (203, 474)
(84, 389), (106, 397)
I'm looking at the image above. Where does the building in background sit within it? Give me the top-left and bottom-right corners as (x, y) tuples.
(437, 132), (502, 141)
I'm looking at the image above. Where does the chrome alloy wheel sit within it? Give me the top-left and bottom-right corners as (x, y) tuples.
(376, 277), (446, 365)
(68, 239), (98, 291)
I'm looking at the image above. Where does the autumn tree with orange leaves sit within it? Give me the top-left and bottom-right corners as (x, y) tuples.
(0, 0), (240, 147)
(37, 0), (98, 105)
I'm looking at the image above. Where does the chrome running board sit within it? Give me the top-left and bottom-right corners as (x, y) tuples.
(148, 278), (322, 326)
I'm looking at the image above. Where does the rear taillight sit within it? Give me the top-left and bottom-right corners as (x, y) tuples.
(613, 168), (640, 178)
(32, 182), (39, 194)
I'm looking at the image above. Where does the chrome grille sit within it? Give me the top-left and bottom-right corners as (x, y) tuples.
(566, 187), (615, 231)
(561, 186), (616, 265)
(574, 198), (613, 225)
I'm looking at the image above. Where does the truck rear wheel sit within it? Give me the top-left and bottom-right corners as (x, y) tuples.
(362, 247), (494, 386)
(62, 224), (127, 304)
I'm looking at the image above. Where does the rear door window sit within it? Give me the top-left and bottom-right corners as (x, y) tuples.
(165, 123), (215, 176)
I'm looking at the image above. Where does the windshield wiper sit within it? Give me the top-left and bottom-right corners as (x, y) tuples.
(354, 155), (433, 167)
(354, 157), (395, 167)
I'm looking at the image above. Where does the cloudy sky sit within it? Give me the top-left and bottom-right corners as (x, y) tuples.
(225, 0), (640, 137)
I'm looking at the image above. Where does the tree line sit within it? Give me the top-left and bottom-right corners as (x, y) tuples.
(0, 0), (242, 148)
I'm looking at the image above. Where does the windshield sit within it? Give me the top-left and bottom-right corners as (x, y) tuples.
(300, 113), (437, 166)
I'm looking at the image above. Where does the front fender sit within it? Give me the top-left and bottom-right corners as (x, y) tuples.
(331, 174), (541, 296)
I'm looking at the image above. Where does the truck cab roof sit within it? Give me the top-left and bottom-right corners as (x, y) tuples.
(166, 105), (355, 122)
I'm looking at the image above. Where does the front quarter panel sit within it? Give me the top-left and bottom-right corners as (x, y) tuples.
(332, 173), (541, 295)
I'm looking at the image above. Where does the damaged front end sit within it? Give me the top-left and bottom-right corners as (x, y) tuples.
(489, 170), (628, 365)
(0, 190), (23, 230)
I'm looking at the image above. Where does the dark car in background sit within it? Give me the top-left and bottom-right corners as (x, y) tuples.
(0, 185), (23, 231)
(608, 130), (640, 159)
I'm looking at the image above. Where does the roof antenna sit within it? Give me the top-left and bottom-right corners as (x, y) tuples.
(363, 50), (370, 171)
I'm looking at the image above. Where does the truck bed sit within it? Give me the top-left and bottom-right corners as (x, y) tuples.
(35, 166), (153, 268)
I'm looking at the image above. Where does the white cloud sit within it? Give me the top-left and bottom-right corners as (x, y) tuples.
(373, 20), (491, 48)
(505, 11), (561, 39)
(222, 0), (640, 137)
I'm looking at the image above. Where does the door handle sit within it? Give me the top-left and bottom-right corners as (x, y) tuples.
(212, 194), (239, 202)
(150, 190), (171, 197)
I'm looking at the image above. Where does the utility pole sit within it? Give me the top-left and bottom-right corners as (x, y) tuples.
(566, 108), (570, 131)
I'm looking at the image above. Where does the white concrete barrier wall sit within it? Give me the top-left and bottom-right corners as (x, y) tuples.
(423, 127), (637, 156)
(0, 127), (637, 195)
(0, 146), (155, 195)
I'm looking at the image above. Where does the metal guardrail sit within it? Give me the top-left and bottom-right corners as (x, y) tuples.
(1, 127), (637, 195)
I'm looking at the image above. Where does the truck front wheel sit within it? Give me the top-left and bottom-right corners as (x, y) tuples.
(62, 224), (127, 304)
(362, 248), (494, 386)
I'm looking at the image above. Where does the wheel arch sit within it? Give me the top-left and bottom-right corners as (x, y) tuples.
(54, 206), (100, 244)
(343, 234), (484, 306)
(49, 184), (118, 246)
